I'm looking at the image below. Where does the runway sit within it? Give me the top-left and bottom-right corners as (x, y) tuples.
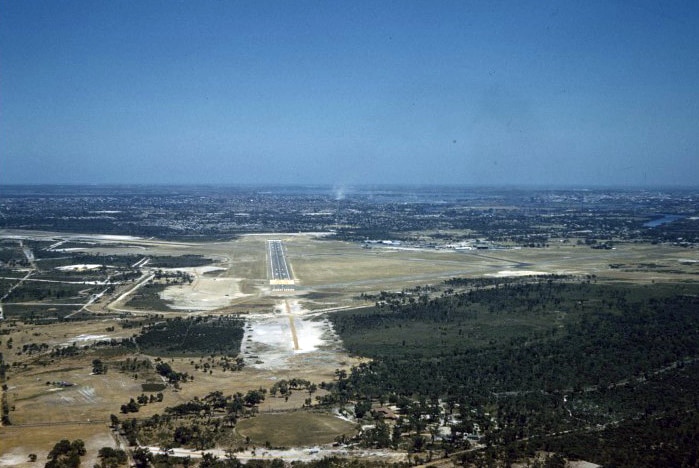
(268, 239), (295, 291)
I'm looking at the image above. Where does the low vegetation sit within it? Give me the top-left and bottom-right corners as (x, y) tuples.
(116, 390), (266, 451)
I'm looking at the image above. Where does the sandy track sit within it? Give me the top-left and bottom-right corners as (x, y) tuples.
(286, 300), (300, 350)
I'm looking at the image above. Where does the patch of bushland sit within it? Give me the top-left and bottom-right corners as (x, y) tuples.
(136, 315), (245, 357)
(147, 255), (213, 268)
(124, 283), (171, 310)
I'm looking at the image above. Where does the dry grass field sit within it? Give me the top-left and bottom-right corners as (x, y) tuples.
(0, 424), (115, 468)
(2, 230), (698, 464)
(235, 411), (356, 447)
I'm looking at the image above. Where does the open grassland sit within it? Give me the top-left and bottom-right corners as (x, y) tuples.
(283, 236), (699, 305)
(4, 349), (168, 425)
(0, 318), (135, 363)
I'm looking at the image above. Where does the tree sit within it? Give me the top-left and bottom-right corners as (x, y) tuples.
(97, 447), (128, 467)
(199, 452), (219, 468)
(127, 398), (139, 413)
(392, 424), (402, 449)
(47, 440), (72, 460)
(243, 389), (265, 407)
(132, 447), (152, 468)
(45, 439), (85, 468)
(354, 400), (372, 419)
(71, 440), (86, 456)
(411, 435), (426, 453)
(92, 359), (107, 375)
(174, 425), (193, 445)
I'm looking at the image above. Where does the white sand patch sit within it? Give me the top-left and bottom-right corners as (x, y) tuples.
(242, 300), (343, 370)
(56, 264), (103, 271)
(246, 315), (295, 354)
(162, 266), (227, 275)
(0, 449), (34, 466)
(70, 334), (109, 342)
(488, 269), (548, 277)
(568, 462), (602, 468)
(196, 266), (227, 274)
(91, 234), (140, 241)
(159, 276), (246, 310)
(333, 407), (356, 424)
(64, 334), (109, 346)
(295, 319), (328, 353)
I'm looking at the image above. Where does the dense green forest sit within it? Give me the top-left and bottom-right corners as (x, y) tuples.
(326, 279), (699, 466)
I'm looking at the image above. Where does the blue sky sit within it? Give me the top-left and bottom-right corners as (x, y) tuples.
(2, 1), (698, 186)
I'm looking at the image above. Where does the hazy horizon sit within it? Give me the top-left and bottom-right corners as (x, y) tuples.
(2, 1), (698, 187)
(1, 182), (698, 191)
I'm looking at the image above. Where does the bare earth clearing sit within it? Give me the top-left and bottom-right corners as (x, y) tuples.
(1, 229), (697, 465)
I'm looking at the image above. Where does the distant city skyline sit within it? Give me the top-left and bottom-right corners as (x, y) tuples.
(2, 1), (698, 187)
